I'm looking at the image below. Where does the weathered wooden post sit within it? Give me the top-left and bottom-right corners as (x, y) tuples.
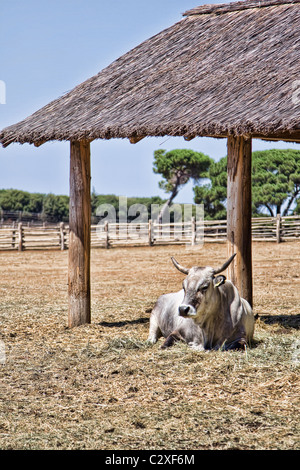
(18, 222), (24, 251)
(227, 136), (253, 307)
(191, 216), (196, 246)
(60, 222), (65, 250)
(276, 214), (282, 243)
(148, 219), (153, 246)
(104, 220), (109, 249)
(68, 140), (91, 328)
(12, 223), (16, 249)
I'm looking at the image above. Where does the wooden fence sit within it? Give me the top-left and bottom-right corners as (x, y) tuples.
(0, 216), (300, 251)
(0, 222), (67, 251)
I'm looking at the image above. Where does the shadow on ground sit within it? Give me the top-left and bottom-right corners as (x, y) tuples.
(99, 317), (149, 328)
(258, 314), (300, 329)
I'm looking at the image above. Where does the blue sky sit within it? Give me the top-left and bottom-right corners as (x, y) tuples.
(1, 0), (299, 203)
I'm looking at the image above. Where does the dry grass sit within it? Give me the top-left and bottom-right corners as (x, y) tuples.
(0, 242), (299, 450)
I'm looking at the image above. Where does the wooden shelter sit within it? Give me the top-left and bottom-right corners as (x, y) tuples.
(1, 0), (300, 327)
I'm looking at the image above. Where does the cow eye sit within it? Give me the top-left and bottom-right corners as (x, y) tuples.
(199, 285), (208, 292)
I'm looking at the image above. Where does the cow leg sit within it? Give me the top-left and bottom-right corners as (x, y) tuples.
(188, 341), (205, 351)
(147, 315), (162, 344)
(226, 338), (247, 351)
(161, 330), (184, 349)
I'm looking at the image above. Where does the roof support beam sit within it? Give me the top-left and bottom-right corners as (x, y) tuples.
(68, 140), (91, 327)
(227, 135), (253, 307)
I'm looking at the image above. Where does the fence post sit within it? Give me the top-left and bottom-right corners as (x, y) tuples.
(12, 222), (16, 249)
(60, 222), (65, 250)
(148, 219), (153, 246)
(276, 214), (282, 243)
(18, 222), (24, 251)
(104, 221), (109, 249)
(12, 230), (16, 248)
(191, 216), (196, 246)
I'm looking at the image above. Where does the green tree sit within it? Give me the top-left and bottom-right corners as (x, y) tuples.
(294, 199), (300, 215)
(0, 189), (31, 211)
(92, 193), (166, 222)
(153, 149), (212, 222)
(194, 149), (300, 219)
(42, 194), (69, 222)
(25, 193), (45, 213)
(91, 186), (99, 215)
(193, 157), (227, 219)
(0, 189), (45, 213)
(252, 149), (300, 216)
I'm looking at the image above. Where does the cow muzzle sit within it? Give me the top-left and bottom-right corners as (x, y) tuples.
(178, 304), (196, 317)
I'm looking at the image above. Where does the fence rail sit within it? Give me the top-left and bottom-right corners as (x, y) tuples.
(0, 216), (299, 251)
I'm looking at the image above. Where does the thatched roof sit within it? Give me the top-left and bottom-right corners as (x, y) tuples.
(1, 0), (300, 147)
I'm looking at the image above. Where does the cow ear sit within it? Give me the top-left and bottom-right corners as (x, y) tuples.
(213, 275), (226, 288)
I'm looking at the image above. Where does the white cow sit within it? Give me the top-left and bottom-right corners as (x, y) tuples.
(148, 254), (254, 350)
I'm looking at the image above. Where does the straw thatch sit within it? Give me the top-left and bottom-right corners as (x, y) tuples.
(1, 0), (300, 147)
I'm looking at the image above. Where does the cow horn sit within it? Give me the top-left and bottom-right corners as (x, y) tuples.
(213, 253), (236, 274)
(171, 257), (189, 275)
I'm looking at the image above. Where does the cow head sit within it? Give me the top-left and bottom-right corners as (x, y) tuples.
(171, 254), (236, 318)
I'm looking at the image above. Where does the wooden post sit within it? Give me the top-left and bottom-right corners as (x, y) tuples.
(148, 219), (153, 246)
(12, 227), (16, 249)
(60, 222), (65, 250)
(227, 136), (253, 307)
(68, 140), (91, 328)
(104, 221), (109, 249)
(276, 214), (281, 243)
(191, 216), (196, 246)
(18, 222), (23, 251)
